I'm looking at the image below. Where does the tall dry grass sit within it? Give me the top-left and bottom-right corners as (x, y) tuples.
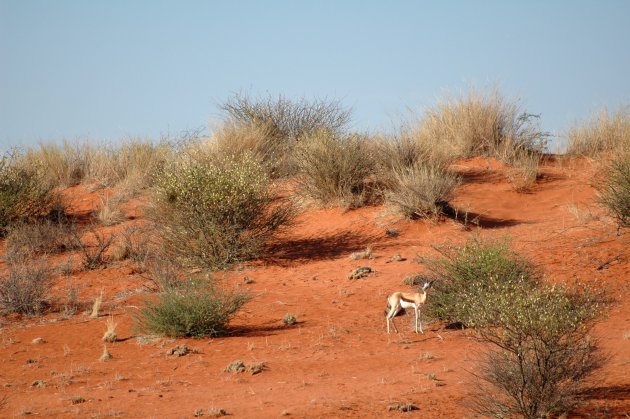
(417, 88), (547, 159)
(567, 106), (630, 156)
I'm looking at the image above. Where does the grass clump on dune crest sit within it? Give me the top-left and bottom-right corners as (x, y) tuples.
(220, 93), (352, 178)
(598, 151), (630, 228)
(567, 106), (630, 156)
(150, 150), (294, 269)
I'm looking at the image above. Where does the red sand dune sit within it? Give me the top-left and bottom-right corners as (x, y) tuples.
(0, 158), (628, 418)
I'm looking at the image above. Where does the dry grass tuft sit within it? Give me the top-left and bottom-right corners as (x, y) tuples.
(99, 345), (112, 362)
(102, 316), (118, 342)
(90, 290), (103, 318)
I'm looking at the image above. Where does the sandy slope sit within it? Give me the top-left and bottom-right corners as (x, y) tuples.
(0, 158), (628, 418)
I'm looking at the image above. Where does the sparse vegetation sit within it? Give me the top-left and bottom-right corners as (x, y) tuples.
(349, 246), (373, 260)
(135, 279), (250, 338)
(71, 226), (115, 270)
(150, 151), (294, 269)
(348, 266), (372, 280)
(4, 219), (72, 263)
(90, 291), (103, 318)
(99, 345), (112, 362)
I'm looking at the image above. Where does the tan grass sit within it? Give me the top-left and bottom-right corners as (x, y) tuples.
(102, 316), (118, 343)
(99, 345), (112, 362)
(90, 290), (103, 318)
(567, 106), (630, 156)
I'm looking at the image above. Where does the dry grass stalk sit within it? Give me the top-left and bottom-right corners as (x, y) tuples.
(102, 316), (118, 342)
(99, 345), (112, 362)
(90, 290), (103, 318)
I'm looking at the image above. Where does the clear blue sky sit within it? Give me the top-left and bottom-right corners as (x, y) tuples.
(1, 0), (629, 151)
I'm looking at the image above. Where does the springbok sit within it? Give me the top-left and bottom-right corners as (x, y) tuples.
(386, 281), (432, 334)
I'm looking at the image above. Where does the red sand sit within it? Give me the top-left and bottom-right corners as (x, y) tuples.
(0, 158), (628, 418)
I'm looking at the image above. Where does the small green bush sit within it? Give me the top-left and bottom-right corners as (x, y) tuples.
(0, 153), (56, 236)
(294, 130), (376, 207)
(598, 151), (630, 227)
(150, 152), (294, 269)
(135, 280), (250, 338)
(423, 238), (538, 327)
(0, 261), (51, 315)
(385, 162), (460, 219)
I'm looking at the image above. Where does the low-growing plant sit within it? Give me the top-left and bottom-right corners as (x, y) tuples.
(0, 260), (51, 315)
(150, 152), (294, 269)
(96, 193), (126, 226)
(90, 290), (103, 318)
(597, 151), (630, 228)
(385, 162), (460, 219)
(102, 316), (118, 342)
(135, 280), (250, 338)
(282, 313), (297, 326)
(294, 130), (376, 207)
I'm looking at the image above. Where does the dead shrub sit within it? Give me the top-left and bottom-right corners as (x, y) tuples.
(221, 93), (351, 177)
(4, 219), (72, 263)
(0, 260), (51, 315)
(70, 226), (115, 270)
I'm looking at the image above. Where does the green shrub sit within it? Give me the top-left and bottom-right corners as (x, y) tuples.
(0, 152), (56, 236)
(421, 238), (605, 417)
(294, 130), (376, 207)
(423, 238), (538, 326)
(385, 162), (460, 219)
(567, 106), (630, 156)
(598, 151), (630, 227)
(0, 260), (51, 315)
(473, 284), (604, 418)
(150, 152), (294, 269)
(135, 280), (250, 338)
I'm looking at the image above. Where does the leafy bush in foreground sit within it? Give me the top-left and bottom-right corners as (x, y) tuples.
(422, 238), (605, 418)
(135, 280), (250, 338)
(151, 152), (294, 269)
